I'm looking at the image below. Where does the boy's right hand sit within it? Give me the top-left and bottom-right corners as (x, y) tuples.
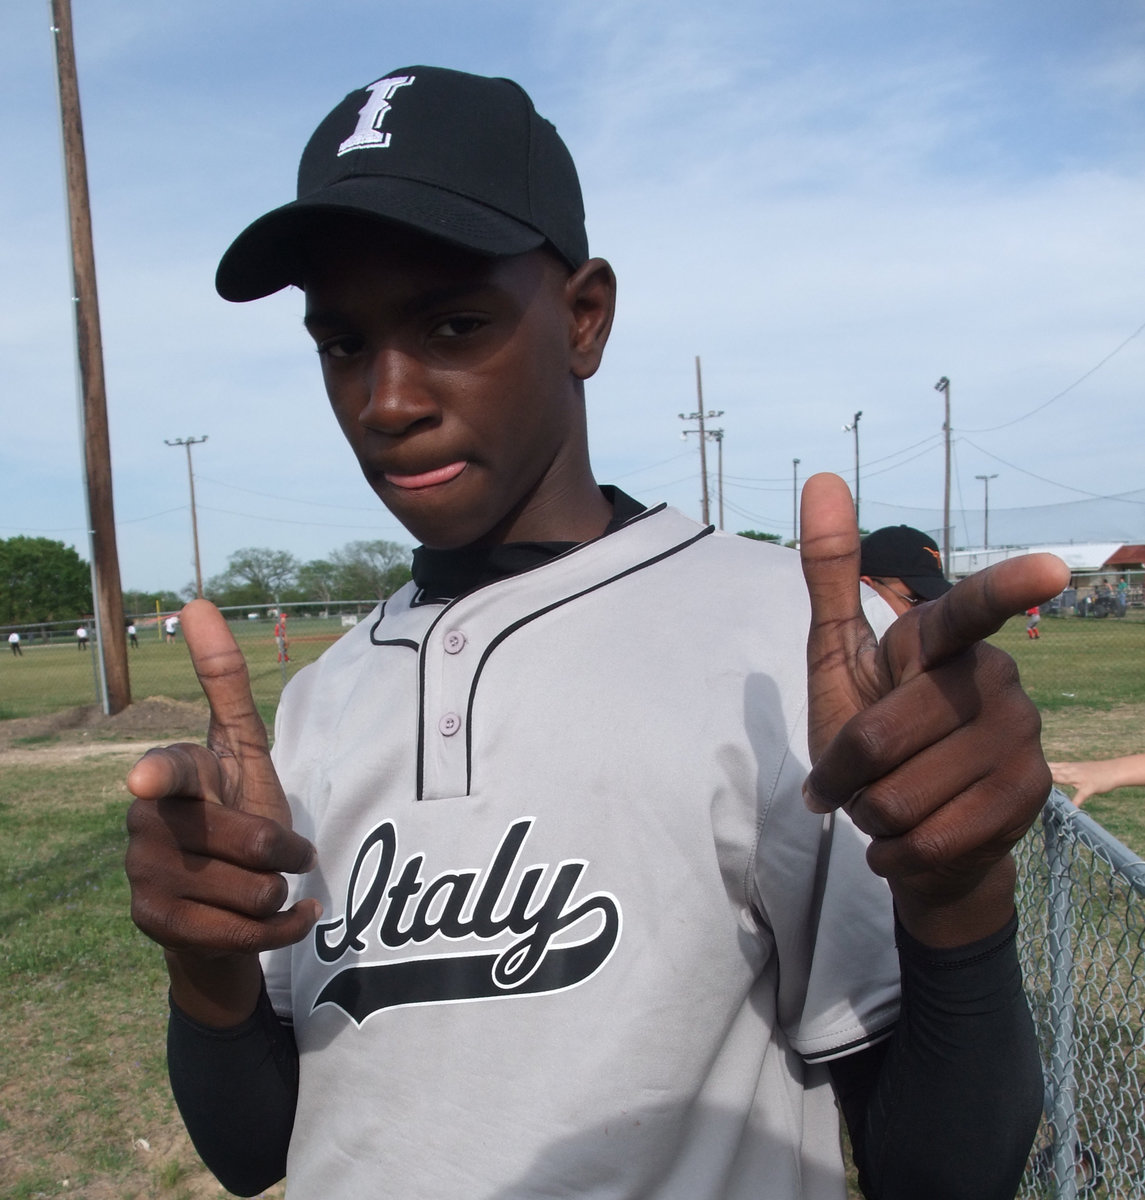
(125, 600), (320, 1024)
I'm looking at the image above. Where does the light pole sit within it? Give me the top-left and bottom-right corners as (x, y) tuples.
(842, 411), (862, 526)
(166, 436), (208, 597)
(792, 458), (801, 546)
(934, 377), (951, 575)
(976, 473), (998, 549)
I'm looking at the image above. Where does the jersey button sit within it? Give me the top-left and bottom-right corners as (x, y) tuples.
(438, 712), (461, 737)
(443, 630), (467, 654)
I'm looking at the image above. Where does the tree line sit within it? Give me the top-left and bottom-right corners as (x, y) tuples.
(0, 536), (412, 625)
(199, 541), (412, 609)
(3, 531), (809, 626)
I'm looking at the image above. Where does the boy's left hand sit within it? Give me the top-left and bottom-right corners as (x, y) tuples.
(798, 473), (1070, 947)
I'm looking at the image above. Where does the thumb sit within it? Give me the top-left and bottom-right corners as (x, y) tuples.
(799, 473), (882, 760)
(799, 472), (863, 629)
(180, 599), (291, 827)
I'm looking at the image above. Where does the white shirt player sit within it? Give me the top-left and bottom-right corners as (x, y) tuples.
(264, 504), (899, 1200)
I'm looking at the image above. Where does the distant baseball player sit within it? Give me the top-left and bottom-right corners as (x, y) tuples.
(126, 67), (1069, 1200)
(274, 613), (289, 663)
(1025, 605), (1042, 639)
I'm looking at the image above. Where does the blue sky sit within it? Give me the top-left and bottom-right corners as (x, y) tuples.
(2, 0), (1143, 592)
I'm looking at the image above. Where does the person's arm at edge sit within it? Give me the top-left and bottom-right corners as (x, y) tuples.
(1049, 754), (1145, 807)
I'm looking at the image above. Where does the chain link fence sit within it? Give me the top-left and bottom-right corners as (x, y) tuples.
(4, 585), (1142, 720)
(1016, 788), (1145, 1199)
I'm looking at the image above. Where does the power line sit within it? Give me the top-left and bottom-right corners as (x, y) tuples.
(195, 474), (383, 512)
(861, 440), (945, 482)
(962, 317), (1145, 434)
(197, 504), (398, 530)
(959, 439), (1145, 504)
(609, 452), (693, 481)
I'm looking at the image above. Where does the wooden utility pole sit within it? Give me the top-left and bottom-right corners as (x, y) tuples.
(843, 410), (862, 526)
(711, 427), (724, 530)
(694, 358), (711, 526)
(166, 437), (208, 597)
(50, 0), (130, 713)
(678, 357), (724, 527)
(935, 376), (952, 575)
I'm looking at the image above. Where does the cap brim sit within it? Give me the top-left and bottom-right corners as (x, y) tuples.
(216, 176), (548, 302)
(902, 574), (954, 601)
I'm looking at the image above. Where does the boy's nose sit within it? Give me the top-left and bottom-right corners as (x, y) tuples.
(360, 349), (437, 435)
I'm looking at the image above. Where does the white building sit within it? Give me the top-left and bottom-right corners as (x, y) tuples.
(949, 543), (1126, 580)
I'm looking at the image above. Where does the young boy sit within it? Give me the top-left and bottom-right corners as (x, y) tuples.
(126, 67), (1068, 1200)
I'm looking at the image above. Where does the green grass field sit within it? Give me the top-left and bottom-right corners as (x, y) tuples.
(994, 613), (1145, 855)
(0, 609), (1142, 1197)
(0, 756), (271, 1199)
(0, 616), (349, 727)
(993, 611), (1145, 711)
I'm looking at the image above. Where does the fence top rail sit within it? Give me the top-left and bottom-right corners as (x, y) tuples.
(1044, 787), (1145, 895)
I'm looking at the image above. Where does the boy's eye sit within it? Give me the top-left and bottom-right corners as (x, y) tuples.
(432, 316), (485, 339)
(316, 335), (363, 360)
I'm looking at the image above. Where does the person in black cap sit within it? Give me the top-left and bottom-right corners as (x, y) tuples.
(126, 66), (1068, 1200)
(860, 525), (953, 617)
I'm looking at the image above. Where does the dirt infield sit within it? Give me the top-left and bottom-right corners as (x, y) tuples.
(0, 696), (209, 766)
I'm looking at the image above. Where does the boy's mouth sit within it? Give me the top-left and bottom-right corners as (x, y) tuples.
(384, 461), (467, 490)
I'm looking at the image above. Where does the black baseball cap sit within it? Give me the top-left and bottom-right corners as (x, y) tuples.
(859, 526), (953, 601)
(216, 66), (588, 302)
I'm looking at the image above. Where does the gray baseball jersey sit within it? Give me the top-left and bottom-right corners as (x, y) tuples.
(264, 503), (900, 1199)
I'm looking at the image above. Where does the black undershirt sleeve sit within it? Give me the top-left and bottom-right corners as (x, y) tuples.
(166, 979), (299, 1197)
(829, 913), (1044, 1200)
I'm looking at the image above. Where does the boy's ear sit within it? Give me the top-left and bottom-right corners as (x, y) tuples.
(565, 258), (616, 381)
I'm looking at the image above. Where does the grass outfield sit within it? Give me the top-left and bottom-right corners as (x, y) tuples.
(0, 616), (351, 727)
(994, 612), (1145, 854)
(992, 611), (1145, 711)
(5, 607), (1142, 716)
(1, 610), (1142, 1197)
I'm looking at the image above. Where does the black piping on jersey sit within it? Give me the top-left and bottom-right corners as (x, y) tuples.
(413, 519), (715, 802)
(802, 1020), (898, 1064)
(368, 597), (420, 651)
